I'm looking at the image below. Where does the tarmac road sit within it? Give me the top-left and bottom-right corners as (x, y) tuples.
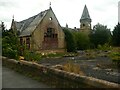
(2, 66), (50, 88)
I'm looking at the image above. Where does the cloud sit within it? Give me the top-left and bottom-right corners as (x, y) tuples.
(0, 0), (118, 30)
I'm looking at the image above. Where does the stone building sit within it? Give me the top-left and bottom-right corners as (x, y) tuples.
(11, 6), (65, 53)
(79, 5), (92, 34)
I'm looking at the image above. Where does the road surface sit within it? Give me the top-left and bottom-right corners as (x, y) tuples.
(2, 66), (50, 88)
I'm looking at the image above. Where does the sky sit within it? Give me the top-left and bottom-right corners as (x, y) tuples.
(0, 0), (119, 31)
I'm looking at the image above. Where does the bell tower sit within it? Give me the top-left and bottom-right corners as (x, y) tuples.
(80, 5), (92, 34)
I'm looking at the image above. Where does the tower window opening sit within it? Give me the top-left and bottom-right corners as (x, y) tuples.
(83, 24), (85, 26)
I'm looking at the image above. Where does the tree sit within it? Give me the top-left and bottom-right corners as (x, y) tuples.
(112, 23), (120, 46)
(89, 23), (111, 47)
(63, 28), (76, 52)
(73, 32), (90, 50)
(2, 28), (20, 60)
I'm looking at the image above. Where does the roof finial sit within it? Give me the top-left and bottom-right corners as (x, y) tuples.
(13, 15), (14, 19)
(66, 23), (68, 28)
(49, 2), (51, 8)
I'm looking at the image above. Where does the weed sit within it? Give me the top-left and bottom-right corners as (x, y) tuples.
(63, 61), (85, 75)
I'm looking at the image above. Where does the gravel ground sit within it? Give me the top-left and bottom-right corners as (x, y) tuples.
(38, 56), (120, 84)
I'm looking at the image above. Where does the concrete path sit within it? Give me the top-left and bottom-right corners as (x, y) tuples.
(2, 66), (50, 88)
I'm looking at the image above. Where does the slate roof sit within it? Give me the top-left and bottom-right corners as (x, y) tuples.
(15, 9), (48, 37)
(80, 5), (91, 22)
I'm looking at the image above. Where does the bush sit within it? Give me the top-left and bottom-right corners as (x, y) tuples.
(109, 52), (120, 67)
(63, 28), (76, 52)
(23, 50), (41, 61)
(73, 32), (90, 50)
(3, 46), (19, 60)
(97, 43), (112, 51)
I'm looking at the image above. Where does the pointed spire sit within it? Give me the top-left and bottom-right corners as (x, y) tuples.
(80, 5), (91, 22)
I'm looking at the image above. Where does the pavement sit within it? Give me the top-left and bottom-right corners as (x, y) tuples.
(2, 65), (50, 88)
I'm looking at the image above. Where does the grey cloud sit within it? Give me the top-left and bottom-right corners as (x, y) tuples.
(0, 0), (19, 8)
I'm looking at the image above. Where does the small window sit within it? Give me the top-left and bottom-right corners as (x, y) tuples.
(49, 17), (52, 20)
(83, 24), (85, 26)
(20, 38), (23, 45)
(26, 37), (30, 44)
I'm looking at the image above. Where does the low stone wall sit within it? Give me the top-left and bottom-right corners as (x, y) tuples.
(2, 56), (120, 88)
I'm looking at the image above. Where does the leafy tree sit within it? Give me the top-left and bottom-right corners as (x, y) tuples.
(112, 23), (120, 46)
(63, 28), (76, 52)
(73, 32), (90, 50)
(2, 28), (20, 60)
(89, 23), (111, 47)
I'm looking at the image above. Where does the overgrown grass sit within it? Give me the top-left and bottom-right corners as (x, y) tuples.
(23, 50), (42, 61)
(41, 52), (78, 58)
(63, 61), (85, 75)
(41, 52), (65, 58)
(97, 43), (112, 51)
(109, 52), (120, 67)
(85, 50), (97, 59)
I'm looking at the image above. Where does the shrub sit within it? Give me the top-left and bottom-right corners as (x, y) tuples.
(73, 32), (90, 50)
(23, 50), (41, 61)
(109, 52), (120, 67)
(63, 28), (76, 52)
(3, 46), (19, 60)
(97, 43), (112, 51)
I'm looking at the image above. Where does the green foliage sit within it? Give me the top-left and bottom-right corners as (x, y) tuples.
(2, 28), (20, 60)
(3, 46), (19, 60)
(23, 50), (41, 61)
(89, 23), (111, 48)
(97, 43), (112, 51)
(41, 52), (65, 58)
(73, 32), (90, 50)
(109, 52), (120, 67)
(85, 50), (96, 59)
(63, 28), (76, 52)
(112, 23), (120, 46)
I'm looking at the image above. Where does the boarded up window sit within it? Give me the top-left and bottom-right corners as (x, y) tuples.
(26, 37), (30, 44)
(43, 28), (58, 49)
(26, 37), (30, 49)
(20, 37), (23, 45)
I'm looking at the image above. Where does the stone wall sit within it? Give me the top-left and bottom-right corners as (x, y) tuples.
(32, 8), (65, 51)
(2, 56), (119, 88)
